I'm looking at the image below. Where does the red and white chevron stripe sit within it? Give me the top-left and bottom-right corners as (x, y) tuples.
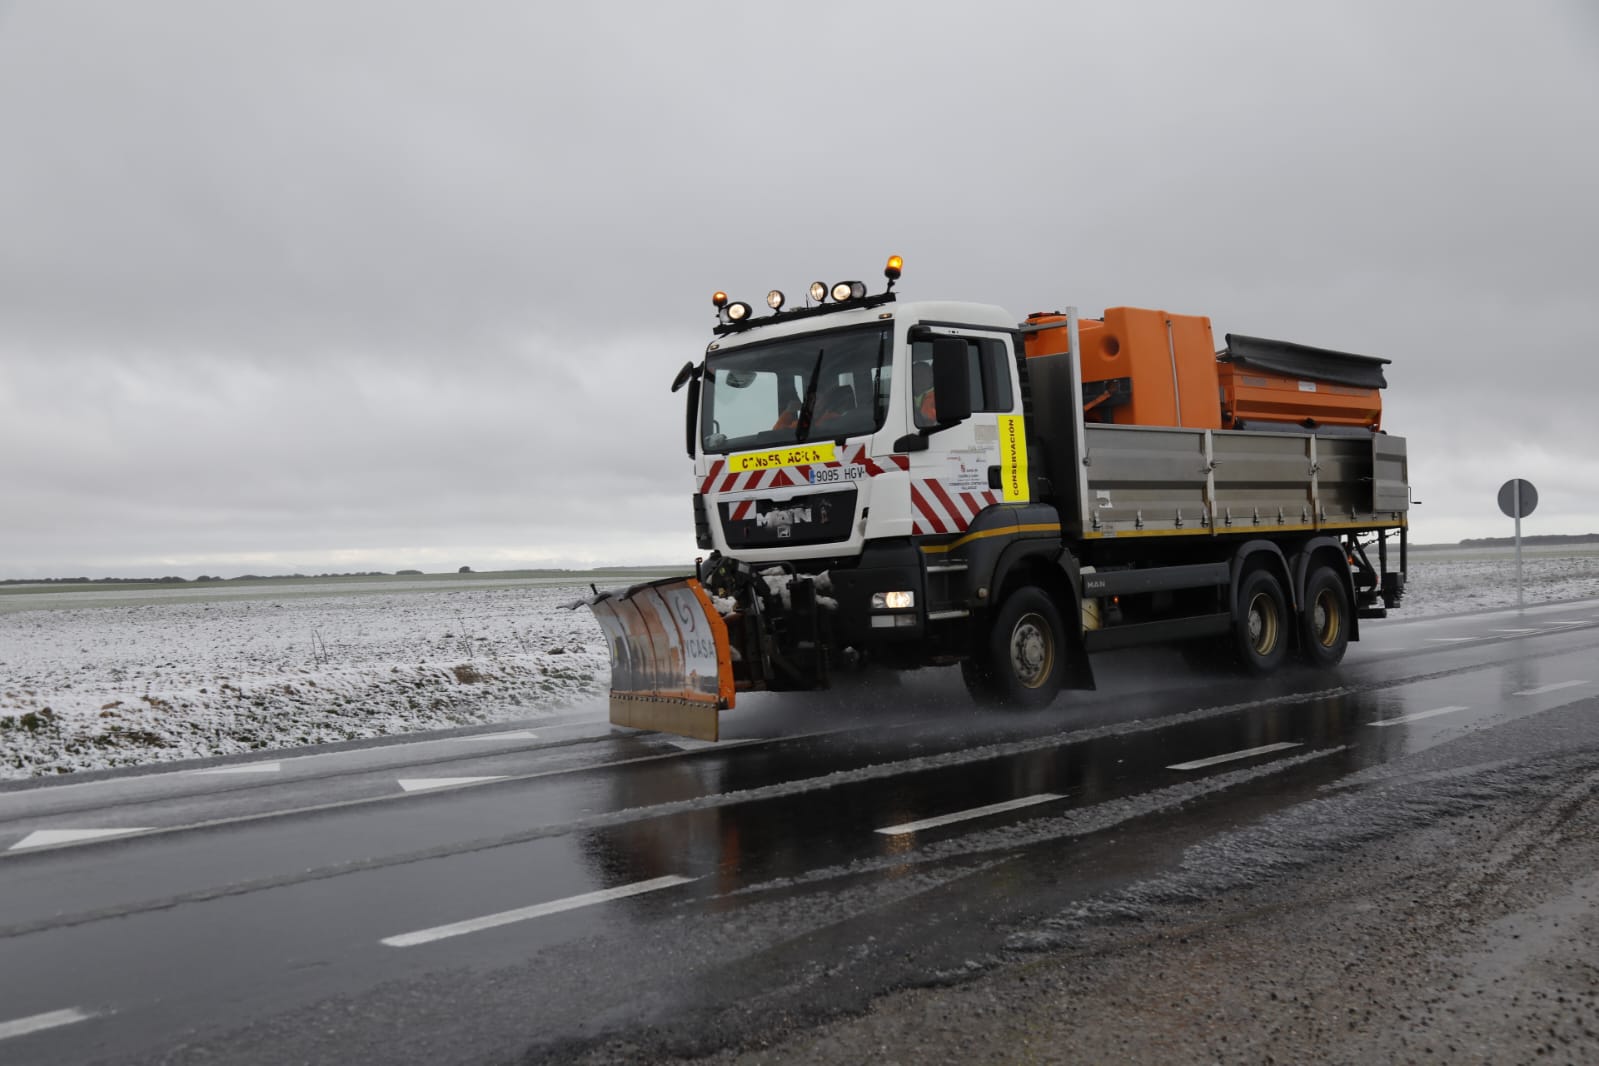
(699, 445), (909, 497)
(910, 480), (1001, 536)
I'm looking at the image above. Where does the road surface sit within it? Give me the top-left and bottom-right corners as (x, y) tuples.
(2, 599), (1597, 1064)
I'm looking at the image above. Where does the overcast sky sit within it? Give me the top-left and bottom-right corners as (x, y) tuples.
(2, 1), (1596, 578)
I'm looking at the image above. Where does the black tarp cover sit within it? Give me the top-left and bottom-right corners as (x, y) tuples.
(1222, 334), (1390, 390)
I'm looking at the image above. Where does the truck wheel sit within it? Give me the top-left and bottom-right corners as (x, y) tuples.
(963, 587), (1065, 708)
(1233, 568), (1288, 676)
(1299, 565), (1350, 668)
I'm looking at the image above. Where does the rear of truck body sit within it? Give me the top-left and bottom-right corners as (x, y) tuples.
(594, 269), (1408, 740)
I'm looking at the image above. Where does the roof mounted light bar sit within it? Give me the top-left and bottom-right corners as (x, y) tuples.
(711, 255), (902, 335)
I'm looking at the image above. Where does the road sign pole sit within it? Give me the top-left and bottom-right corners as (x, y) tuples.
(1498, 478), (1537, 611)
(1514, 480), (1523, 608)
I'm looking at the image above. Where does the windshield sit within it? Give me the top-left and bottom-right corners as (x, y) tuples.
(699, 325), (892, 454)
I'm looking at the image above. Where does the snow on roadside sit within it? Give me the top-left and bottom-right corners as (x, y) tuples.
(2, 548), (1597, 780)
(1399, 546), (1599, 616)
(0, 584), (607, 779)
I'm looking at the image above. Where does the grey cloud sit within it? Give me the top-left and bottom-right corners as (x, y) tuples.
(1, 1), (1596, 575)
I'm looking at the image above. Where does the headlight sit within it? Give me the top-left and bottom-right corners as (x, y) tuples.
(809, 281), (828, 303)
(871, 590), (915, 610)
(726, 301), (752, 322)
(767, 289), (785, 310)
(831, 281), (854, 302)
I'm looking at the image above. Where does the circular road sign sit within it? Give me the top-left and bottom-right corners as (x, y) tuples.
(1498, 478), (1538, 519)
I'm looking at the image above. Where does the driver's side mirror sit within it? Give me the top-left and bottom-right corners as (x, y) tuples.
(931, 337), (972, 424)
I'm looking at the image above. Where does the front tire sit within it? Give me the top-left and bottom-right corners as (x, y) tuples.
(1233, 568), (1289, 676)
(1299, 565), (1351, 668)
(962, 586), (1066, 708)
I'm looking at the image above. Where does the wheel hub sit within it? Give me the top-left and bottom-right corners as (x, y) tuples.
(1247, 593), (1278, 653)
(1009, 613), (1055, 688)
(1314, 590), (1339, 646)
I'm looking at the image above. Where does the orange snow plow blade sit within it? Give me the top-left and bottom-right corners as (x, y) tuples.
(587, 578), (736, 742)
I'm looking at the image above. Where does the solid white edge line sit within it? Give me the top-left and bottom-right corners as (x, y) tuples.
(1369, 705), (1469, 728)
(0, 1007), (95, 1041)
(0, 723), (567, 797)
(1166, 741), (1301, 772)
(875, 793), (1064, 836)
(1513, 680), (1591, 697)
(381, 874), (696, 948)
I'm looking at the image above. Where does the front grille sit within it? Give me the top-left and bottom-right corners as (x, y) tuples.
(719, 489), (857, 549)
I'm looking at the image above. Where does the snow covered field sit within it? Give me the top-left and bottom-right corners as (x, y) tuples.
(3, 547), (1597, 779)
(0, 578), (615, 779)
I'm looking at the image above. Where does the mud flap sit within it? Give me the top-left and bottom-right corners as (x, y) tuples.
(587, 578), (736, 742)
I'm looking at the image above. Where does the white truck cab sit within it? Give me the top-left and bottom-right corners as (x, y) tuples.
(693, 299), (1025, 563)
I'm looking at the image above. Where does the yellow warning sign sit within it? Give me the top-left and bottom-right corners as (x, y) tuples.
(726, 442), (837, 472)
(997, 415), (1029, 502)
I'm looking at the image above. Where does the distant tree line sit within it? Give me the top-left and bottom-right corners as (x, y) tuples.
(0, 572), (397, 586)
(1456, 533), (1599, 548)
(1, 564), (687, 585)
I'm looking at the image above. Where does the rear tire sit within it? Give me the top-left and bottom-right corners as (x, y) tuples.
(1233, 568), (1289, 676)
(963, 586), (1066, 708)
(1299, 565), (1351, 668)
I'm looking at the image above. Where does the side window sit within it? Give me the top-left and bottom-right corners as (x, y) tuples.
(911, 336), (1016, 427)
(974, 338), (1014, 412)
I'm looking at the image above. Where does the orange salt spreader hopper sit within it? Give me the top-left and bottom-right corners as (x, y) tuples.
(1024, 307), (1221, 429)
(1022, 308), (1388, 433)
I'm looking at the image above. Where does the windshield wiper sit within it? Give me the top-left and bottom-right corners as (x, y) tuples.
(794, 346), (825, 441)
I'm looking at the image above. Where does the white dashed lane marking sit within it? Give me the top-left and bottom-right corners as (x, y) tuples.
(7, 828), (153, 851)
(0, 1007), (96, 1041)
(381, 874), (696, 947)
(396, 777), (508, 793)
(187, 761), (281, 775)
(665, 737), (719, 751)
(1369, 705), (1469, 728)
(875, 793), (1064, 836)
(1166, 742), (1302, 772)
(1512, 680), (1591, 697)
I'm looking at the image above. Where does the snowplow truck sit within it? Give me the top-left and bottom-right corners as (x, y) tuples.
(586, 258), (1409, 741)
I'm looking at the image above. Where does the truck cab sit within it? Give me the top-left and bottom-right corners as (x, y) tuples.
(694, 299), (1023, 558)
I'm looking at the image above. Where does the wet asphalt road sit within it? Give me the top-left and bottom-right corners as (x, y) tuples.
(1, 599), (1597, 1064)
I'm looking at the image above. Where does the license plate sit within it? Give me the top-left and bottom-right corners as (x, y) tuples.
(809, 464), (865, 485)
